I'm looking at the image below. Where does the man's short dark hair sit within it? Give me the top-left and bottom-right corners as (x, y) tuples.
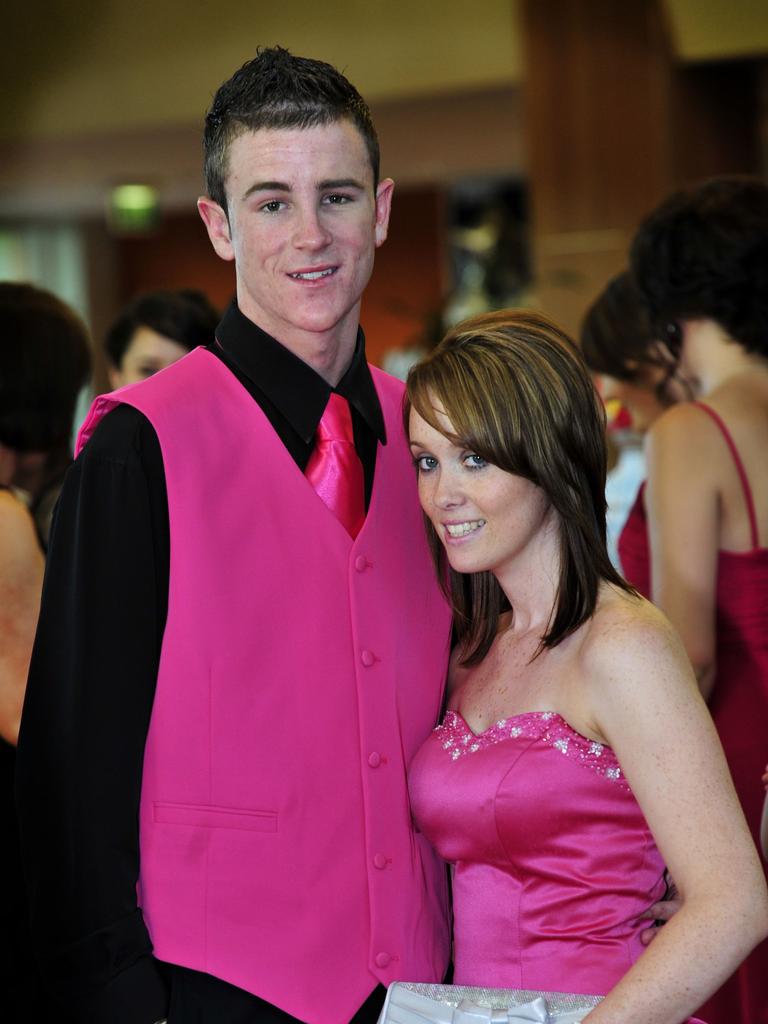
(105, 289), (219, 370)
(0, 282), (91, 454)
(203, 46), (380, 211)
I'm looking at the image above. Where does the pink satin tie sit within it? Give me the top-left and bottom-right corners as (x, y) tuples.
(305, 392), (365, 538)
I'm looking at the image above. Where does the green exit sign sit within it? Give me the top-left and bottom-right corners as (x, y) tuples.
(108, 184), (160, 234)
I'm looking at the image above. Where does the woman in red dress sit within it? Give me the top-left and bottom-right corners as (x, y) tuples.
(629, 177), (768, 1024)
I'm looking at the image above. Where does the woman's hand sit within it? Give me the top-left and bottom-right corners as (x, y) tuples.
(639, 876), (681, 946)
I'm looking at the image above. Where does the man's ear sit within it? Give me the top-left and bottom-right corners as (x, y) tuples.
(374, 178), (395, 248)
(197, 197), (235, 261)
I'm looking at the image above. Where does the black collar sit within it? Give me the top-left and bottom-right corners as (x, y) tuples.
(215, 301), (386, 445)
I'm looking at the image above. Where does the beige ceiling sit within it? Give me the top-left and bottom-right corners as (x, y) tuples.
(664, 0), (768, 61)
(2, 0), (766, 220)
(2, 0), (522, 141)
(5, 1), (768, 143)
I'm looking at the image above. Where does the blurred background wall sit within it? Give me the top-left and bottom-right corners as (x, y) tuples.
(1, 0), (766, 389)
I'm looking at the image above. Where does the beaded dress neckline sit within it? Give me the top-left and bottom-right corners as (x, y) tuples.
(437, 709), (627, 787)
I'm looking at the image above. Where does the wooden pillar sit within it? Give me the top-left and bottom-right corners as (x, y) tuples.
(519, 0), (761, 335)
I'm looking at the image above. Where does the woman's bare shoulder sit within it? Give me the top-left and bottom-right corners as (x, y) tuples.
(0, 490), (42, 568)
(586, 583), (670, 640)
(648, 400), (720, 449)
(0, 489), (36, 536)
(579, 586), (695, 704)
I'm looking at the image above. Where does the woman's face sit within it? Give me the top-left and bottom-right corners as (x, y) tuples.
(109, 326), (189, 388)
(408, 400), (556, 583)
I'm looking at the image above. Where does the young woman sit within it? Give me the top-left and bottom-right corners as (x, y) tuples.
(104, 288), (218, 387)
(406, 309), (767, 1024)
(629, 176), (768, 1024)
(1, 281), (90, 1018)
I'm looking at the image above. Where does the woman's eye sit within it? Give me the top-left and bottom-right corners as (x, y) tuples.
(415, 455), (438, 472)
(465, 453), (487, 469)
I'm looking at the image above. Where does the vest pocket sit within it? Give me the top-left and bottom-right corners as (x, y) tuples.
(153, 801), (278, 832)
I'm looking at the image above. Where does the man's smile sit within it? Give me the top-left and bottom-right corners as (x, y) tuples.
(288, 266), (338, 281)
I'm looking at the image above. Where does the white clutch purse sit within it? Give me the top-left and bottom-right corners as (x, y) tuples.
(377, 982), (603, 1024)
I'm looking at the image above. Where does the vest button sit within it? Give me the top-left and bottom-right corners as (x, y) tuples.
(368, 752), (382, 768)
(375, 951), (391, 968)
(354, 555), (369, 572)
(361, 649), (376, 667)
(373, 853), (388, 869)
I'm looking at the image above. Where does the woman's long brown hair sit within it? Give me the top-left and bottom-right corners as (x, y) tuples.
(406, 309), (636, 666)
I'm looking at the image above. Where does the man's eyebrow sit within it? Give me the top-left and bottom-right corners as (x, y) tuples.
(241, 178), (367, 201)
(318, 178), (366, 190)
(242, 181), (292, 200)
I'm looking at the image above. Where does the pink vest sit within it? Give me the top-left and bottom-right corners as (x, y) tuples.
(77, 349), (451, 1024)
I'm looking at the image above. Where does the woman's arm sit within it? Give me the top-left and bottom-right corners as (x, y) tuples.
(645, 404), (719, 698)
(0, 491), (44, 745)
(581, 599), (768, 1023)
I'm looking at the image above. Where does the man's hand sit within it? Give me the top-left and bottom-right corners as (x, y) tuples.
(640, 877), (682, 946)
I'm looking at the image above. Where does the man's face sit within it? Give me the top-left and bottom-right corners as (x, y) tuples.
(198, 121), (393, 368)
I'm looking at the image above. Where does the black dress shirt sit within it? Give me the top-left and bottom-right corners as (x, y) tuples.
(15, 302), (387, 1023)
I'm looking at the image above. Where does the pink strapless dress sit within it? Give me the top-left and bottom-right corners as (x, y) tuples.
(409, 709), (705, 1023)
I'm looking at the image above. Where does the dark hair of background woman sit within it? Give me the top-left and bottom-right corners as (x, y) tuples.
(0, 282), (91, 454)
(580, 270), (660, 381)
(630, 175), (768, 359)
(0, 282), (92, 548)
(580, 270), (686, 406)
(104, 289), (219, 370)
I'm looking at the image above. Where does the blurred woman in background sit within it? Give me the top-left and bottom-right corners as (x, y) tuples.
(580, 270), (691, 589)
(631, 176), (768, 1024)
(104, 288), (218, 388)
(581, 268), (696, 585)
(1, 281), (91, 1020)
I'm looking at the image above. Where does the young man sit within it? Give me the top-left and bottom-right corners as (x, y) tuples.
(16, 49), (451, 1024)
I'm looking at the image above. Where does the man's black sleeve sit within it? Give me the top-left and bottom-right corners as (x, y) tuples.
(15, 403), (171, 1023)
